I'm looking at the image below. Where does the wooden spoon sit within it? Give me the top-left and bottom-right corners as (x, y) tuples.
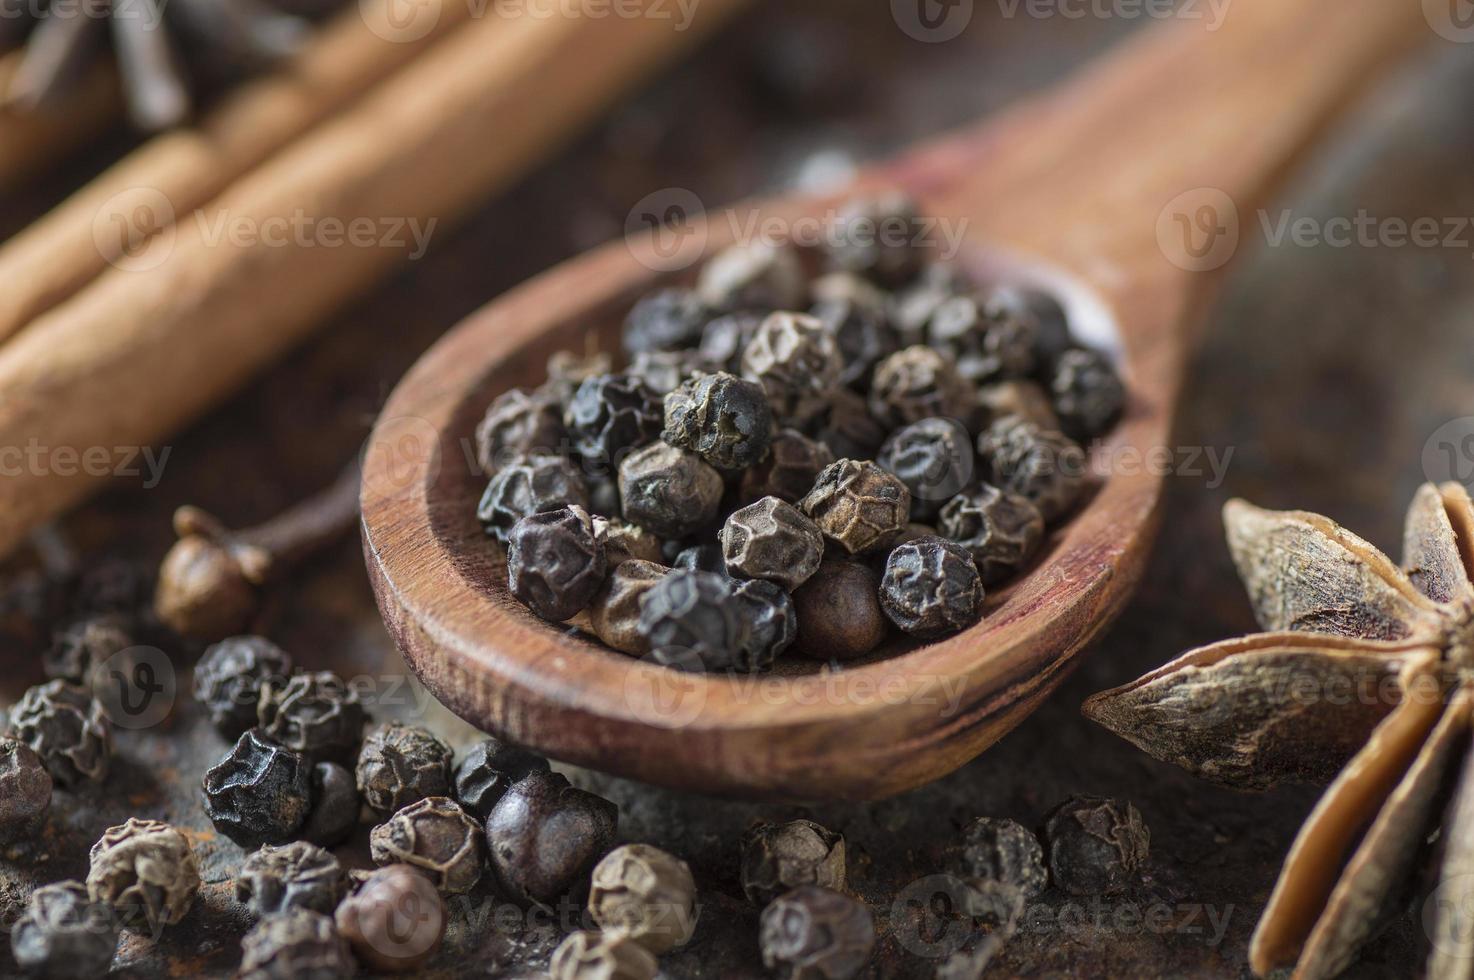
(362, 0), (1431, 801)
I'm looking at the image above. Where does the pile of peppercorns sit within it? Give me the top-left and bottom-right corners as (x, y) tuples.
(478, 194), (1126, 670)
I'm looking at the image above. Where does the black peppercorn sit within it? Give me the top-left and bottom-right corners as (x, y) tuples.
(256, 670), (367, 766)
(697, 240), (807, 312)
(541, 350), (615, 407)
(618, 442), (724, 540)
(698, 310), (765, 371)
(825, 193), (925, 287)
(809, 272), (899, 390)
(87, 818), (200, 933)
(475, 387), (567, 476)
(477, 454), (590, 544)
(800, 459), (911, 556)
(565, 373), (665, 466)
(807, 388), (887, 462)
(370, 796), (485, 895)
(1049, 347), (1126, 441)
(663, 371), (774, 470)
(238, 908), (353, 980)
(453, 737), (551, 820)
(592, 515), (664, 567)
(740, 428), (835, 505)
(732, 577), (798, 669)
(192, 635), (295, 740)
(985, 284), (1073, 368)
(202, 728), (312, 848)
(720, 496), (824, 591)
(889, 262), (971, 347)
(759, 885), (875, 980)
(8, 679), (111, 787)
(976, 417), (1086, 523)
(622, 287), (710, 355)
(485, 769), (618, 909)
(876, 417), (976, 522)
(1043, 795), (1150, 896)
(978, 379), (1059, 431)
(356, 722), (453, 818)
(960, 817), (1047, 900)
(791, 561), (888, 662)
(336, 864), (447, 973)
(926, 294), (1037, 384)
(550, 930), (658, 980)
(12, 881), (119, 979)
(637, 569), (751, 673)
(589, 843), (698, 953)
(588, 560), (668, 657)
(672, 543), (726, 575)
(741, 312), (843, 422)
(507, 505), (608, 622)
(938, 485), (1045, 586)
(627, 348), (713, 396)
(43, 616), (131, 685)
(71, 559), (151, 622)
(869, 345), (976, 429)
(301, 760), (360, 848)
(741, 819), (847, 905)
(0, 735), (51, 843)
(879, 536), (984, 640)
(236, 841), (347, 917)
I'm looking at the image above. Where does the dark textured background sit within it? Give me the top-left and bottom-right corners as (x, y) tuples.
(2, 2), (1472, 976)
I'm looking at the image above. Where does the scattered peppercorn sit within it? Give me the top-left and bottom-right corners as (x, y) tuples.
(976, 417), (1086, 523)
(550, 930), (658, 980)
(824, 193), (925, 287)
(335, 864), (447, 973)
(238, 908), (353, 980)
(618, 442), (725, 540)
(11, 881), (119, 979)
(507, 505), (608, 622)
(869, 345), (975, 429)
(370, 796), (484, 895)
(192, 635), (295, 740)
(589, 560), (669, 657)
(1049, 348), (1126, 442)
(87, 818), (200, 933)
(453, 737), (551, 820)
(732, 577), (798, 669)
(877, 417), (975, 522)
(740, 428), (835, 504)
(1043, 796), (1150, 896)
(960, 817), (1048, 900)
(879, 536), (985, 640)
(202, 728), (312, 848)
(477, 454), (590, 544)
(977, 379), (1059, 431)
(663, 371), (774, 470)
(485, 770), (618, 908)
(741, 819), (847, 905)
(565, 373), (665, 466)
(475, 388), (567, 476)
(302, 760), (359, 848)
(801, 459), (911, 556)
(938, 485), (1045, 586)
(622, 287), (710, 355)
(7, 680), (111, 787)
(256, 670), (366, 766)
(926, 294), (1037, 384)
(759, 885), (875, 980)
(721, 496), (824, 591)
(43, 616), (131, 685)
(742, 312), (843, 422)
(0, 735), (51, 843)
(236, 841), (346, 917)
(791, 561), (888, 662)
(589, 843), (698, 953)
(637, 569), (752, 672)
(697, 240), (806, 312)
(356, 722), (453, 818)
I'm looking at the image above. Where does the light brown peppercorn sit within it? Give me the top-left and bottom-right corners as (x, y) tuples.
(235, 841), (346, 918)
(618, 443), (724, 540)
(238, 908), (353, 980)
(720, 497), (824, 591)
(507, 505), (608, 622)
(978, 379), (1060, 431)
(741, 312), (843, 421)
(741, 819), (847, 906)
(336, 864), (447, 973)
(475, 387), (567, 476)
(369, 797), (485, 896)
(592, 515), (664, 567)
(868, 345), (976, 429)
(356, 723), (453, 818)
(740, 428), (835, 505)
(976, 417), (1087, 523)
(588, 843), (698, 953)
(588, 561), (669, 656)
(760, 885), (875, 980)
(550, 930), (658, 980)
(697, 240), (807, 312)
(939, 484), (1045, 585)
(800, 459), (911, 556)
(87, 818), (200, 933)
(791, 561), (888, 662)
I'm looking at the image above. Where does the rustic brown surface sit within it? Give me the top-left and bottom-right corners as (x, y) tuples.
(1, 1), (1472, 976)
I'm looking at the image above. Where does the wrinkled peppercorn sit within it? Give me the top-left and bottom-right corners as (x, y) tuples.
(477, 454), (590, 544)
(698, 310), (765, 371)
(663, 372), (774, 470)
(203, 729), (312, 848)
(302, 761), (360, 848)
(986, 284), (1073, 368)
(741, 819), (847, 905)
(976, 417), (1086, 523)
(628, 348), (713, 396)
(0, 735), (51, 842)
(939, 485), (1045, 585)
(486, 770), (618, 908)
(673, 543), (726, 574)
(1049, 348), (1125, 442)
(565, 373), (665, 466)
(357, 723), (453, 818)
(475, 388), (568, 476)
(742, 312), (843, 422)
(721, 496), (824, 591)
(192, 635), (295, 740)
(740, 428), (835, 505)
(760, 885), (875, 980)
(978, 379), (1059, 431)
(43, 616), (131, 685)
(869, 345), (976, 429)
(238, 908), (353, 980)
(8, 680), (111, 787)
(618, 443), (725, 540)
(622, 287), (710, 355)
(877, 418), (975, 522)
(453, 737), (551, 820)
(550, 930), (658, 980)
(926, 294), (1037, 384)
(800, 459), (911, 556)
(807, 388), (887, 461)
(12, 881), (119, 979)
(370, 796), (484, 895)
(732, 578), (798, 669)
(810, 273), (899, 390)
(637, 569), (752, 672)
(880, 537), (984, 640)
(791, 561), (888, 662)
(589, 843), (698, 953)
(1043, 796), (1150, 896)
(87, 818), (200, 933)
(697, 240), (806, 312)
(336, 864), (447, 973)
(236, 841), (346, 917)
(507, 505), (608, 622)
(589, 560), (668, 657)
(592, 515), (663, 567)
(256, 671), (366, 766)
(825, 193), (925, 287)
(960, 817), (1047, 900)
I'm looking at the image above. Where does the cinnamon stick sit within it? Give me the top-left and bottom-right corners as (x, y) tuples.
(0, 53), (119, 190)
(0, 0), (749, 559)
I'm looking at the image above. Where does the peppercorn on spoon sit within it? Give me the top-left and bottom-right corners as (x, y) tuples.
(362, 0), (1431, 801)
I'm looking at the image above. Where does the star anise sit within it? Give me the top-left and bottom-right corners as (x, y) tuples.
(0, 0), (337, 130)
(1084, 484), (1474, 980)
